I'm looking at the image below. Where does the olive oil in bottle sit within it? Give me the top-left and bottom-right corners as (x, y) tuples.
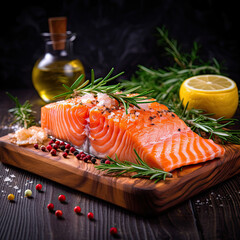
(32, 59), (84, 102)
(32, 17), (85, 102)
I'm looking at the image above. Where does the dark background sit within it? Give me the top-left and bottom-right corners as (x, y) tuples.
(0, 0), (239, 90)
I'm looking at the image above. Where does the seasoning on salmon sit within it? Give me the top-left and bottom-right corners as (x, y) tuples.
(41, 94), (225, 172)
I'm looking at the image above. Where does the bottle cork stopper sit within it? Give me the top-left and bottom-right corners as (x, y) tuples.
(48, 17), (67, 50)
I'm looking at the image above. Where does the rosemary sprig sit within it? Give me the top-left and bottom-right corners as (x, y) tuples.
(54, 68), (155, 114)
(95, 149), (172, 183)
(6, 92), (36, 129)
(171, 101), (240, 144)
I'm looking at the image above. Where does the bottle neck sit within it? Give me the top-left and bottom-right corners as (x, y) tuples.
(45, 40), (74, 59)
(42, 32), (76, 59)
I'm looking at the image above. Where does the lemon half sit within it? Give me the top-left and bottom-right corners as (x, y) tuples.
(179, 75), (239, 119)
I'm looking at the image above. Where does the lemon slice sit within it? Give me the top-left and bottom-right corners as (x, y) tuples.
(179, 75), (239, 119)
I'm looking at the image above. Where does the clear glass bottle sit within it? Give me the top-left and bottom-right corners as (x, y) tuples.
(32, 31), (85, 102)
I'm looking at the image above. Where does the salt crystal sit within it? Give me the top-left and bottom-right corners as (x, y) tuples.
(4, 177), (13, 182)
(17, 189), (21, 193)
(10, 174), (16, 178)
(80, 93), (96, 104)
(5, 168), (9, 172)
(13, 186), (19, 190)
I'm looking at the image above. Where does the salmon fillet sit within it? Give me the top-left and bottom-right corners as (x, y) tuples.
(41, 95), (225, 172)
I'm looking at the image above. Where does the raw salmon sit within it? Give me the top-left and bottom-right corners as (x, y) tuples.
(41, 94), (225, 172)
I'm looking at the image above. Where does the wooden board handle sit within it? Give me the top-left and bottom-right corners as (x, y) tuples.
(48, 17), (67, 50)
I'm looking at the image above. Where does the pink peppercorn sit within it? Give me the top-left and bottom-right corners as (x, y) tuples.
(48, 140), (54, 145)
(46, 145), (52, 152)
(55, 210), (63, 218)
(35, 184), (42, 191)
(47, 203), (54, 211)
(70, 147), (76, 153)
(58, 194), (66, 202)
(34, 144), (38, 149)
(52, 143), (59, 150)
(40, 145), (46, 151)
(62, 152), (68, 158)
(65, 144), (71, 149)
(50, 149), (57, 156)
(105, 160), (111, 164)
(110, 227), (118, 235)
(87, 212), (94, 219)
(74, 206), (81, 214)
(59, 141), (65, 146)
(55, 140), (60, 145)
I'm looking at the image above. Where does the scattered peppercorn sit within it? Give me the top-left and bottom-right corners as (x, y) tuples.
(83, 157), (88, 163)
(46, 145), (53, 152)
(55, 210), (63, 218)
(34, 144), (38, 149)
(110, 227), (118, 235)
(60, 145), (65, 151)
(55, 140), (60, 145)
(65, 144), (71, 149)
(58, 194), (66, 202)
(178, 128), (181, 131)
(62, 152), (68, 158)
(52, 143), (59, 150)
(73, 151), (79, 156)
(50, 149), (57, 156)
(76, 153), (81, 160)
(59, 141), (65, 146)
(87, 212), (94, 219)
(24, 189), (32, 197)
(35, 184), (42, 191)
(47, 203), (54, 211)
(91, 158), (96, 164)
(105, 160), (111, 164)
(101, 159), (106, 164)
(7, 194), (15, 201)
(48, 140), (54, 145)
(74, 206), (81, 214)
(40, 145), (46, 151)
(80, 153), (86, 158)
(70, 147), (76, 153)
(64, 149), (70, 154)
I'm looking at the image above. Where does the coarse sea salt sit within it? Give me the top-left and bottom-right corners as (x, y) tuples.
(4, 177), (13, 182)
(97, 93), (116, 108)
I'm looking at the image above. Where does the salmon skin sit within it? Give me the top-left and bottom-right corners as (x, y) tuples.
(41, 94), (225, 172)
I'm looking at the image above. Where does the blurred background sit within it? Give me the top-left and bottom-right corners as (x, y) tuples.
(0, 0), (239, 90)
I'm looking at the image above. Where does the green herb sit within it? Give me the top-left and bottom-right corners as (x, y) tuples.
(6, 92), (36, 129)
(121, 26), (240, 144)
(54, 68), (155, 114)
(95, 149), (172, 183)
(173, 101), (240, 144)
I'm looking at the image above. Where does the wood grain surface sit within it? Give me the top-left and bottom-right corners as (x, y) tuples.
(1, 134), (240, 216)
(1, 89), (240, 240)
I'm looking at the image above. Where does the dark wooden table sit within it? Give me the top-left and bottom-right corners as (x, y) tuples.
(0, 89), (240, 240)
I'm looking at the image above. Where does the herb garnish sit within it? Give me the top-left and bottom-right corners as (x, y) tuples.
(54, 68), (155, 114)
(121, 26), (240, 144)
(6, 92), (36, 129)
(95, 149), (172, 183)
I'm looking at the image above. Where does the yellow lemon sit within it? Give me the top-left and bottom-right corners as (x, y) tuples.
(179, 75), (239, 119)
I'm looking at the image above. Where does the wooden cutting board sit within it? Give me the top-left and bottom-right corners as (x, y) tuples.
(0, 134), (240, 216)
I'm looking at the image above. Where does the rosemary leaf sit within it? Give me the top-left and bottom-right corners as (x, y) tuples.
(6, 92), (36, 129)
(94, 150), (172, 183)
(54, 68), (155, 114)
